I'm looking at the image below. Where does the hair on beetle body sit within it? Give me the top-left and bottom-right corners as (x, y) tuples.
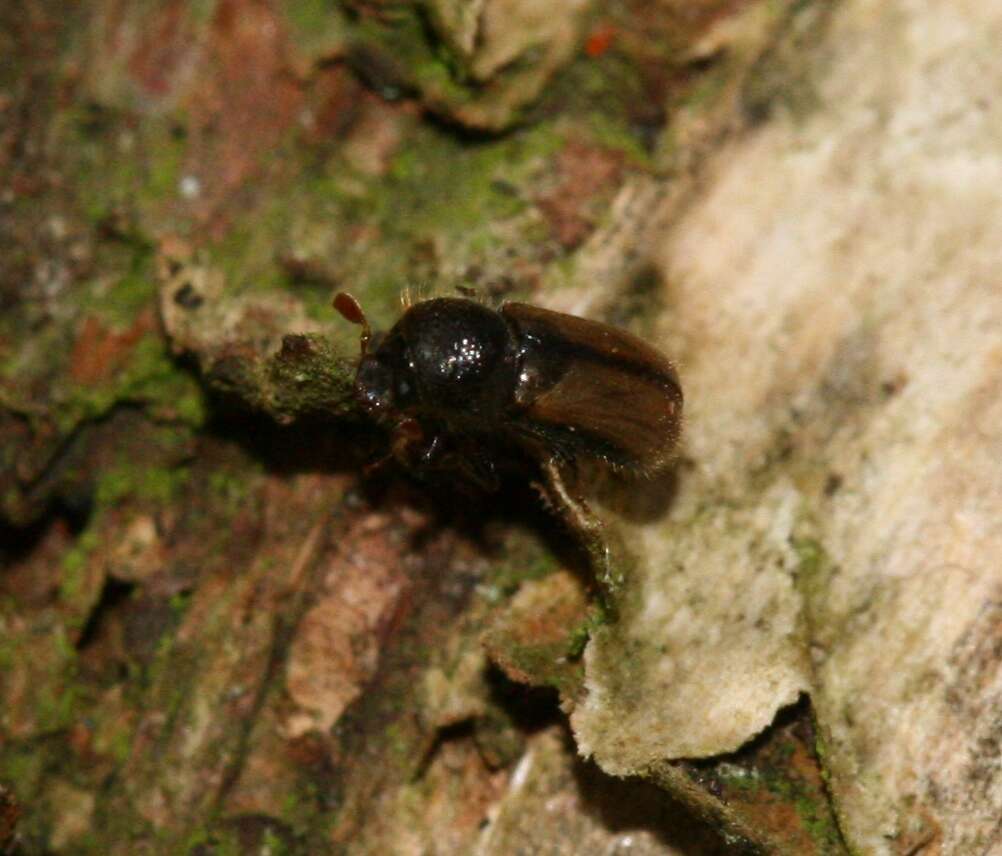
(399, 282), (436, 311)
(333, 291), (683, 489)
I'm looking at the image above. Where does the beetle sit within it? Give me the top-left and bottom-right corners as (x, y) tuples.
(332, 291), (683, 492)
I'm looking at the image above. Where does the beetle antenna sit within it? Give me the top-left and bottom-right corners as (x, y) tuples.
(332, 292), (372, 354)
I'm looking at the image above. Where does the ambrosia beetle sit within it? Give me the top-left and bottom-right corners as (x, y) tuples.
(333, 291), (683, 491)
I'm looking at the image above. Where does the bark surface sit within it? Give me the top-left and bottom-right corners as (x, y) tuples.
(1, 1), (998, 854)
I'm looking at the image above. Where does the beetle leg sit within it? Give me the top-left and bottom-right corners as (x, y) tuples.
(361, 421), (441, 480)
(419, 433), (443, 466)
(461, 448), (499, 493)
(540, 458), (621, 616)
(391, 418), (425, 466)
(424, 437), (499, 492)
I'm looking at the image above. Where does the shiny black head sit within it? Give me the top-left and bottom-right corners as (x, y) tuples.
(353, 297), (517, 420)
(353, 329), (406, 415)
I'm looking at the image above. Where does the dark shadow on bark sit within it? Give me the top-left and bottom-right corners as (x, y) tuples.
(570, 734), (745, 856)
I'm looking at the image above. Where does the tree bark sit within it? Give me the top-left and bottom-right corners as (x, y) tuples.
(2, 0), (999, 854)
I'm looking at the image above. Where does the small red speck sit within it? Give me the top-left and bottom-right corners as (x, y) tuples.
(585, 25), (615, 58)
